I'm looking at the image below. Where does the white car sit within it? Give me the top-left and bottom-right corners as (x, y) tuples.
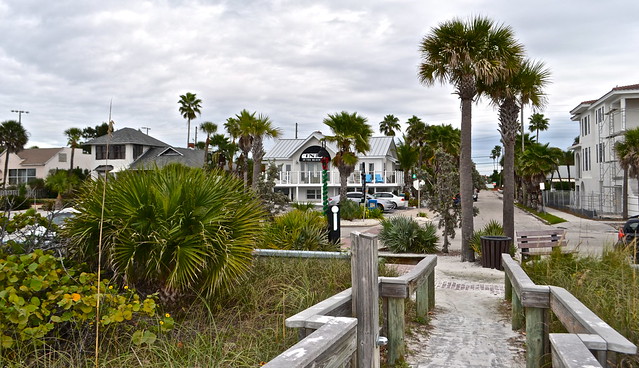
(328, 193), (395, 211)
(373, 192), (408, 209)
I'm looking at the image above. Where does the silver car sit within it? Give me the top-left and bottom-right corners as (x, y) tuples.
(328, 193), (395, 211)
(373, 192), (407, 209)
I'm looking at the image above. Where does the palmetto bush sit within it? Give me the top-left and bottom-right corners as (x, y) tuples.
(378, 216), (438, 253)
(62, 165), (266, 300)
(470, 220), (507, 256)
(261, 209), (337, 251)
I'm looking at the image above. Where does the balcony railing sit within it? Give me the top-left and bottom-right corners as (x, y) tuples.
(275, 170), (404, 186)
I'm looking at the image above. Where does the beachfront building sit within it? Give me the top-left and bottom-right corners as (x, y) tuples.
(570, 83), (639, 217)
(0, 147), (92, 186)
(263, 131), (404, 202)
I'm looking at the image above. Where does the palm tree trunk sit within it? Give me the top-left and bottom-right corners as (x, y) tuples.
(70, 147), (75, 170)
(2, 149), (9, 188)
(251, 137), (264, 191)
(460, 96), (475, 262)
(187, 118), (191, 147)
(623, 169), (628, 219)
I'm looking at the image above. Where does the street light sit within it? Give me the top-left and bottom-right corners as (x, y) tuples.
(11, 110), (29, 124)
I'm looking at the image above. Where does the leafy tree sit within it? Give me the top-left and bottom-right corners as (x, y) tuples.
(199, 121), (218, 166)
(528, 112), (549, 142)
(62, 165), (266, 302)
(250, 114), (281, 191)
(396, 139), (418, 195)
(178, 92), (202, 147)
(483, 59), (550, 240)
(419, 16), (524, 261)
(379, 114), (401, 136)
(615, 127), (639, 219)
(64, 127), (83, 170)
(425, 148), (460, 253)
(81, 122), (109, 140)
(322, 111), (373, 203)
(0, 120), (29, 188)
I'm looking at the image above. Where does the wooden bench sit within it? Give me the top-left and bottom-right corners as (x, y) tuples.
(516, 229), (570, 258)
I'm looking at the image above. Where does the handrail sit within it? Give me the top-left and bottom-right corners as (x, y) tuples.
(502, 253), (637, 367)
(549, 334), (604, 368)
(379, 255), (436, 298)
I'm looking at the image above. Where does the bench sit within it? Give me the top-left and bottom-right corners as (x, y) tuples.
(516, 229), (570, 258)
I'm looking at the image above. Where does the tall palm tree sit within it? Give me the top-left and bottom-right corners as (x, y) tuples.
(490, 145), (502, 172)
(615, 127), (639, 219)
(484, 59), (551, 240)
(0, 120), (29, 188)
(419, 16), (524, 261)
(517, 143), (558, 209)
(425, 124), (461, 160)
(226, 110), (257, 186)
(528, 113), (549, 142)
(199, 121), (218, 166)
(396, 139), (419, 195)
(178, 92), (202, 147)
(64, 127), (83, 170)
(322, 111), (373, 202)
(250, 114), (282, 190)
(379, 114), (401, 136)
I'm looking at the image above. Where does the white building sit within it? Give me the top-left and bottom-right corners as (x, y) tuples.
(0, 147), (92, 185)
(570, 83), (639, 217)
(263, 131), (405, 202)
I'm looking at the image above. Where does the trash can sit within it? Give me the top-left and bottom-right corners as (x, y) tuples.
(367, 199), (377, 209)
(480, 236), (512, 270)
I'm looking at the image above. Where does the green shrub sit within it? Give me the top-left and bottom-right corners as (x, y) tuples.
(470, 220), (508, 256)
(0, 249), (170, 354)
(290, 202), (317, 211)
(339, 199), (364, 221)
(378, 216), (439, 253)
(261, 209), (337, 251)
(62, 165), (266, 300)
(0, 195), (31, 211)
(366, 207), (384, 219)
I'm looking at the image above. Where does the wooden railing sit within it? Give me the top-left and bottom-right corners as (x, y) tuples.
(502, 254), (637, 367)
(264, 233), (436, 367)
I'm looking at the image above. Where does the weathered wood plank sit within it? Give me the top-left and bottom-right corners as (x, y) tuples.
(526, 307), (549, 368)
(549, 333), (603, 368)
(502, 254), (550, 308)
(387, 297), (405, 367)
(512, 290), (524, 331)
(264, 317), (357, 368)
(351, 232), (380, 368)
(550, 286), (637, 355)
(379, 255), (436, 299)
(415, 276), (428, 319)
(286, 288), (352, 329)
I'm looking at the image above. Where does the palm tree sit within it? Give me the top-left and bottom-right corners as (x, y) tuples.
(178, 92), (202, 147)
(64, 127), (83, 170)
(379, 114), (401, 136)
(517, 143), (558, 209)
(615, 127), (639, 219)
(490, 145), (502, 172)
(250, 114), (282, 190)
(226, 110), (258, 186)
(425, 124), (461, 159)
(45, 169), (80, 209)
(485, 59), (550, 240)
(199, 121), (218, 166)
(528, 113), (549, 142)
(0, 120), (29, 188)
(396, 139), (419, 195)
(322, 111), (373, 203)
(419, 16), (524, 261)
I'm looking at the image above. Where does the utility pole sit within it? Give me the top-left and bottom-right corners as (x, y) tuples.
(11, 110), (29, 124)
(140, 126), (151, 135)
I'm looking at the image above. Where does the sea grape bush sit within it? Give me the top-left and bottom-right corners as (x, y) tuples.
(0, 249), (172, 351)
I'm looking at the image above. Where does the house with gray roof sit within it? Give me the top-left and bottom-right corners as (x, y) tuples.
(0, 147), (92, 185)
(84, 127), (204, 177)
(263, 131), (404, 202)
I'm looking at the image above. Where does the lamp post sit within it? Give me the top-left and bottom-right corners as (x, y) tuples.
(11, 110), (29, 124)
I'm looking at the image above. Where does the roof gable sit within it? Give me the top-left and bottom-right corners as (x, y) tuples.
(16, 148), (62, 166)
(85, 127), (168, 147)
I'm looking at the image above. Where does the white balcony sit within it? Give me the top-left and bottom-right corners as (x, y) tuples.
(274, 170), (404, 186)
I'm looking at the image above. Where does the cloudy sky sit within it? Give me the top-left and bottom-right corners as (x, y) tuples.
(1, 0), (639, 174)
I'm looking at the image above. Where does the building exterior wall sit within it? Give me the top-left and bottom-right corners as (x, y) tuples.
(0, 148), (93, 185)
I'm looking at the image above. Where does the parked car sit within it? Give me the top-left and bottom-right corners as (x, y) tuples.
(617, 217), (639, 262)
(373, 192), (407, 209)
(328, 193), (395, 211)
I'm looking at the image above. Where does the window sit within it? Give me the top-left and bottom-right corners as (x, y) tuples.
(369, 163), (374, 173)
(596, 143), (605, 163)
(583, 147), (591, 171)
(82, 145), (91, 154)
(133, 145), (144, 160)
(8, 168), (36, 185)
(581, 116), (590, 136)
(96, 145), (126, 160)
(58, 153), (67, 162)
(306, 189), (321, 200)
(596, 107), (605, 124)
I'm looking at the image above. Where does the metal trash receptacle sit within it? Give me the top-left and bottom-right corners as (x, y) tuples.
(480, 236), (512, 270)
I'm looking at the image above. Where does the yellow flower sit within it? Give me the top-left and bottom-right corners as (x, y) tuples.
(124, 286), (129, 290)
(108, 286), (113, 290)
(71, 293), (81, 302)
(165, 313), (170, 318)
(160, 321), (164, 325)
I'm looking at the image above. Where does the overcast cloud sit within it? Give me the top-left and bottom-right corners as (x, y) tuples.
(1, 0), (638, 174)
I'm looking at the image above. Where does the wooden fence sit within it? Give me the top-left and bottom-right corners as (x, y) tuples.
(502, 254), (637, 367)
(264, 232), (437, 367)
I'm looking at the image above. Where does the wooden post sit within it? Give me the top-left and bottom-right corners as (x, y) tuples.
(350, 232), (380, 368)
(387, 297), (405, 366)
(505, 272), (512, 301)
(512, 291), (524, 331)
(526, 307), (549, 368)
(428, 271), (435, 310)
(415, 278), (428, 320)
